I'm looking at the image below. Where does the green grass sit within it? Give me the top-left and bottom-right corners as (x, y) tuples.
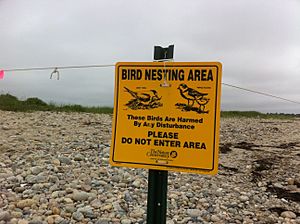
(0, 94), (113, 114)
(221, 111), (297, 119)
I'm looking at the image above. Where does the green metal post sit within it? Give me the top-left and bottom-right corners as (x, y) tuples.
(147, 170), (168, 224)
(146, 45), (174, 224)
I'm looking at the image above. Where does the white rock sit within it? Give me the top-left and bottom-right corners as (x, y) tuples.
(239, 195), (249, 202)
(186, 209), (201, 218)
(121, 219), (132, 224)
(281, 211), (296, 219)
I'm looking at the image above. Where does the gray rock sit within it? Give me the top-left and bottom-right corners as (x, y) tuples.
(30, 166), (43, 175)
(35, 173), (48, 183)
(124, 191), (133, 202)
(95, 218), (110, 224)
(58, 156), (72, 165)
(112, 201), (125, 215)
(55, 217), (68, 224)
(25, 174), (47, 184)
(103, 147), (110, 155)
(166, 221), (175, 224)
(25, 175), (37, 184)
(91, 179), (101, 187)
(91, 199), (102, 208)
(77, 206), (95, 218)
(74, 153), (85, 161)
(98, 180), (108, 186)
(48, 175), (59, 183)
(15, 187), (25, 193)
(111, 175), (121, 182)
(28, 221), (43, 224)
(7, 176), (19, 183)
(185, 192), (194, 198)
(65, 205), (76, 213)
(72, 212), (84, 221)
(72, 191), (89, 201)
(239, 195), (249, 202)
(0, 211), (11, 222)
(130, 208), (145, 218)
(32, 183), (43, 191)
(211, 214), (220, 222)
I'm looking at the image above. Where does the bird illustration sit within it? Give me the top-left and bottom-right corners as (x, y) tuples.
(177, 84), (209, 111)
(124, 87), (162, 109)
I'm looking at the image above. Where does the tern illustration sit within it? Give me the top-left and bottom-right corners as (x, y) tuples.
(124, 87), (162, 109)
(124, 87), (161, 102)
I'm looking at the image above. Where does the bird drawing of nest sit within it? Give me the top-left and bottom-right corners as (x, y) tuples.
(126, 99), (162, 110)
(176, 83), (210, 114)
(124, 87), (163, 110)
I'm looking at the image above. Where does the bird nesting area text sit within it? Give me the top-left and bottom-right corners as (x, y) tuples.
(110, 62), (222, 175)
(121, 68), (214, 81)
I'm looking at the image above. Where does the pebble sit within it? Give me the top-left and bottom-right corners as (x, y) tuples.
(18, 220), (29, 224)
(58, 157), (72, 165)
(16, 199), (36, 209)
(0, 211), (11, 222)
(239, 195), (249, 202)
(95, 218), (110, 224)
(130, 208), (145, 218)
(74, 153), (85, 161)
(132, 179), (141, 188)
(77, 206), (95, 218)
(72, 212), (84, 221)
(121, 219), (132, 224)
(112, 201), (125, 214)
(280, 211), (296, 219)
(2, 125), (10, 130)
(71, 191), (90, 201)
(65, 205), (76, 213)
(30, 166), (43, 175)
(186, 209), (201, 218)
(52, 207), (60, 215)
(91, 199), (102, 208)
(287, 178), (294, 185)
(211, 214), (220, 222)
(52, 159), (60, 166)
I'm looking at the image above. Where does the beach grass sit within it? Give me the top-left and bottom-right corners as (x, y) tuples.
(0, 94), (113, 114)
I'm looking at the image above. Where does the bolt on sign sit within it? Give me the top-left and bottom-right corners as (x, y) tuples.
(110, 62), (222, 175)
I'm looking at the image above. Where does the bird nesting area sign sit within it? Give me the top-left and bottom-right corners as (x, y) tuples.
(110, 62), (222, 175)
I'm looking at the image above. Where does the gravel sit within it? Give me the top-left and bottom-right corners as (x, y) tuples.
(0, 111), (300, 223)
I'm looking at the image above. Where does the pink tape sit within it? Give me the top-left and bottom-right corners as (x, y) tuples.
(0, 70), (4, 79)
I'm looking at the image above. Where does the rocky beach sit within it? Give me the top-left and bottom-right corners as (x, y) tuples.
(0, 111), (299, 224)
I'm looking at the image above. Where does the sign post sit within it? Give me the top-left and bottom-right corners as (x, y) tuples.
(146, 45), (174, 224)
(110, 47), (222, 223)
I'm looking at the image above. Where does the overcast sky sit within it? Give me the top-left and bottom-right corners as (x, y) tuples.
(0, 0), (299, 113)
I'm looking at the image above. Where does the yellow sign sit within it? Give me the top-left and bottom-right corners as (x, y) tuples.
(110, 62), (222, 175)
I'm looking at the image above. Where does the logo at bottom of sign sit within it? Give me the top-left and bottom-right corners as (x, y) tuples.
(146, 149), (178, 164)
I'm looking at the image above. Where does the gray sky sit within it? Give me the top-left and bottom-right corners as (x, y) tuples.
(0, 0), (299, 113)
